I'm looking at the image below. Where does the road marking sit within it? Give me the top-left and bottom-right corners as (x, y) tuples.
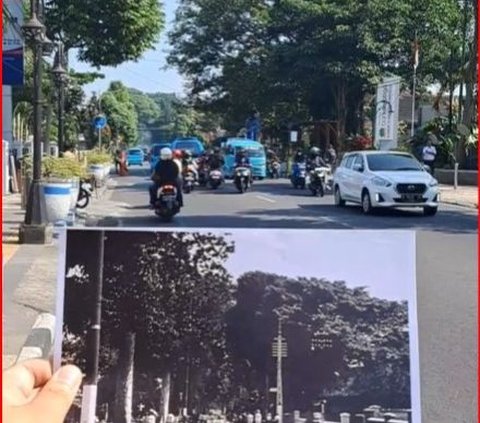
(255, 195), (276, 204)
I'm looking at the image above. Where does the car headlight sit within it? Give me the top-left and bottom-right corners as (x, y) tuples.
(372, 176), (392, 187)
(429, 179), (439, 187)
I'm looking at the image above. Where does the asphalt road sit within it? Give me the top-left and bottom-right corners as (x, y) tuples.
(90, 166), (477, 423)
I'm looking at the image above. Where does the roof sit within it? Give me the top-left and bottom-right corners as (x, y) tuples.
(344, 150), (413, 156)
(226, 138), (263, 145)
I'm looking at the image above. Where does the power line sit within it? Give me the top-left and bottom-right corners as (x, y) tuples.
(123, 67), (182, 93)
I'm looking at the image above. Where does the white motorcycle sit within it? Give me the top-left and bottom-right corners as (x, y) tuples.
(208, 169), (224, 189)
(307, 166), (332, 197)
(234, 167), (252, 193)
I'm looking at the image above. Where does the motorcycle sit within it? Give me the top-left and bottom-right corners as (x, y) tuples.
(208, 169), (224, 189)
(291, 162), (307, 189)
(268, 161), (281, 179)
(154, 184), (180, 222)
(76, 180), (93, 209)
(307, 166), (331, 197)
(183, 166), (196, 194)
(234, 166), (252, 193)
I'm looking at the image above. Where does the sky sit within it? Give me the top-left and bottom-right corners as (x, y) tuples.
(224, 230), (416, 302)
(69, 0), (184, 96)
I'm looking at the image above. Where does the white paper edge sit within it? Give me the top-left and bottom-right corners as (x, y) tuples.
(53, 226), (68, 371)
(409, 232), (422, 423)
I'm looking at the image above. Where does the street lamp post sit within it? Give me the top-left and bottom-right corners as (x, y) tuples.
(19, 0), (54, 244)
(52, 42), (68, 154)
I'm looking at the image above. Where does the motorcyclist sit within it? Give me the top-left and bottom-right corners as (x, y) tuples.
(234, 147), (252, 182)
(173, 149), (183, 174)
(149, 148), (183, 208)
(307, 146), (327, 171)
(182, 150), (199, 181)
(208, 147), (225, 171)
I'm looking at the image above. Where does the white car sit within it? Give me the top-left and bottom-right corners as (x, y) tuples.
(333, 151), (440, 216)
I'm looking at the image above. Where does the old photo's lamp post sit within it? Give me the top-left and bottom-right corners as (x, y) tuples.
(80, 230), (105, 423)
(20, 0), (54, 244)
(272, 319), (287, 423)
(52, 42), (68, 153)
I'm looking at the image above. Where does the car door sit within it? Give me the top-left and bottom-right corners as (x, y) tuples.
(350, 154), (367, 202)
(339, 154), (357, 199)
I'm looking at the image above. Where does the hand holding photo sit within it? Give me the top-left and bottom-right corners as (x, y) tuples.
(56, 229), (419, 423)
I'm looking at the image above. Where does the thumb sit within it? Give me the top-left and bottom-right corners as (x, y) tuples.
(29, 365), (83, 422)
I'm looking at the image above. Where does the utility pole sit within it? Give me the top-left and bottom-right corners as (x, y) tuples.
(80, 230), (105, 423)
(272, 319), (287, 423)
(411, 31), (419, 138)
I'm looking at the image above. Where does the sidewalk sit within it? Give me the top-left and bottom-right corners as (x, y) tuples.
(440, 185), (478, 209)
(2, 194), (58, 368)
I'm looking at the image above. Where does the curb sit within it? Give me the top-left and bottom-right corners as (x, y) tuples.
(441, 200), (478, 210)
(16, 313), (56, 363)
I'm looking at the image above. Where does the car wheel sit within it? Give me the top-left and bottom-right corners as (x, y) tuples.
(423, 206), (438, 216)
(334, 186), (346, 207)
(361, 190), (374, 215)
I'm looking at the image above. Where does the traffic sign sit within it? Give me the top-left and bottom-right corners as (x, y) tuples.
(93, 115), (107, 130)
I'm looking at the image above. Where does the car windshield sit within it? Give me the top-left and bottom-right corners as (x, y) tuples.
(233, 147), (264, 158)
(367, 154), (423, 171)
(174, 141), (202, 155)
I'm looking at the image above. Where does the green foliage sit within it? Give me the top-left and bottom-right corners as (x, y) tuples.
(168, 0), (470, 147)
(45, 0), (165, 67)
(21, 156), (86, 179)
(101, 82), (139, 145)
(85, 150), (112, 165)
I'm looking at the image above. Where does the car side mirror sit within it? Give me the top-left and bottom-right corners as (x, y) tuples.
(353, 164), (364, 172)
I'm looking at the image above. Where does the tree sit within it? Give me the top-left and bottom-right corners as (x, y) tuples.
(226, 272), (410, 412)
(45, 0), (165, 67)
(101, 82), (139, 146)
(168, 0), (468, 149)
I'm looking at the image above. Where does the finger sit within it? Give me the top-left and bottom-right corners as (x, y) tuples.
(28, 365), (82, 420)
(3, 360), (52, 404)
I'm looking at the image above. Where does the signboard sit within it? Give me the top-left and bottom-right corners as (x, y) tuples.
(2, 0), (24, 86)
(93, 115), (107, 129)
(290, 131), (298, 143)
(374, 76), (401, 151)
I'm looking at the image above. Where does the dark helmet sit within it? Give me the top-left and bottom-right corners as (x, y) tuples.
(310, 146), (321, 157)
(213, 147), (221, 154)
(183, 150), (192, 159)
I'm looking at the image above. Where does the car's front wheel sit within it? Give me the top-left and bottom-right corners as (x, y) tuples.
(361, 190), (374, 215)
(423, 206), (438, 216)
(334, 186), (345, 207)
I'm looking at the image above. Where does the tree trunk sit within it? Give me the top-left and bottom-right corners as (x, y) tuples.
(159, 371), (171, 423)
(113, 332), (136, 423)
(458, 2), (478, 167)
(333, 78), (347, 151)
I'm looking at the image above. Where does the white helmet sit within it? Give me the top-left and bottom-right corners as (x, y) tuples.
(160, 148), (173, 160)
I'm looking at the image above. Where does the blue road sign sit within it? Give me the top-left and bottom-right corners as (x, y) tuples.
(94, 115), (107, 130)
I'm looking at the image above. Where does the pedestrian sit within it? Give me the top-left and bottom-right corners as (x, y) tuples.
(422, 136), (437, 175)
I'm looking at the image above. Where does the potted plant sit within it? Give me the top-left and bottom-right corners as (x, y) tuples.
(42, 157), (87, 223)
(86, 150), (113, 182)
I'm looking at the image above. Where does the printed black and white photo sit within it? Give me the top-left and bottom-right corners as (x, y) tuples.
(57, 229), (419, 423)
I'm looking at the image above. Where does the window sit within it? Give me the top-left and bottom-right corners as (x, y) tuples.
(367, 154), (422, 171)
(353, 155), (364, 171)
(344, 155), (356, 169)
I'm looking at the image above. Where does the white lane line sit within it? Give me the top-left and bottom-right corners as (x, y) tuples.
(255, 195), (276, 204)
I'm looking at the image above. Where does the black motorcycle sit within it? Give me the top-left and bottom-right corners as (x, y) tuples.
(183, 169), (196, 194)
(234, 166), (252, 193)
(154, 184), (180, 222)
(307, 167), (327, 197)
(76, 180), (93, 209)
